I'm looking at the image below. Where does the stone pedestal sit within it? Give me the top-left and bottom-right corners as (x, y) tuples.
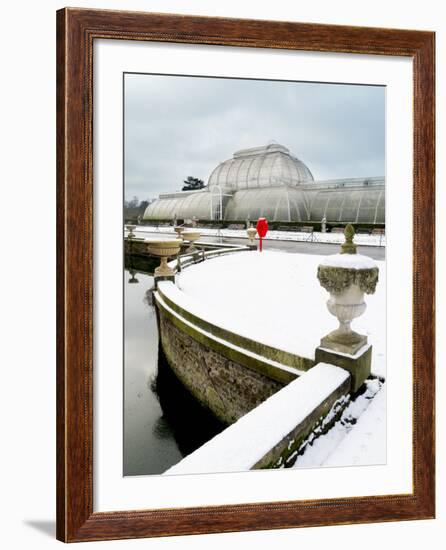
(154, 274), (175, 288)
(315, 344), (372, 393)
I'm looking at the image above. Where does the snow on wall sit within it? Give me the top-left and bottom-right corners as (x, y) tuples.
(164, 363), (350, 475)
(319, 252), (377, 269)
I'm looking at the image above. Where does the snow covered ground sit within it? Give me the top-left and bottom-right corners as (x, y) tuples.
(130, 224), (386, 247)
(175, 250), (386, 378)
(290, 378), (385, 469)
(323, 380), (386, 467)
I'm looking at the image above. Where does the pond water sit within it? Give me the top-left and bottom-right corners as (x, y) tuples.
(123, 264), (224, 476)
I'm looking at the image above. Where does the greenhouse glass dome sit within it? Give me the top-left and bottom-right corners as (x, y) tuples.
(142, 143), (385, 226)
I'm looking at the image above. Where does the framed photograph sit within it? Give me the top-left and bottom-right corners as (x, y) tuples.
(56, 8), (435, 542)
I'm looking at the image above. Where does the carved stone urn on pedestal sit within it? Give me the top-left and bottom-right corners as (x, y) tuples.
(125, 224), (136, 239)
(246, 226), (257, 246)
(173, 226), (184, 239)
(316, 225), (379, 392)
(145, 239), (182, 277)
(181, 231), (201, 254)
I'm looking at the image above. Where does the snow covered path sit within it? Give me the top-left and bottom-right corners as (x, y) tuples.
(323, 382), (386, 467)
(176, 250), (386, 378)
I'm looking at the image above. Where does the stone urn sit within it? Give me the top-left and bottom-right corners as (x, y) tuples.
(321, 216), (327, 234)
(125, 224), (136, 239)
(181, 230), (201, 253)
(317, 225), (379, 355)
(173, 226), (184, 239)
(246, 226), (257, 245)
(145, 239), (182, 277)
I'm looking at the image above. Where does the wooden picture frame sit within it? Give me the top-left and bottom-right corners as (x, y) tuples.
(56, 7), (435, 542)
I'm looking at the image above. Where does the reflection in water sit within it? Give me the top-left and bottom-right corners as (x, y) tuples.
(127, 269), (139, 284)
(155, 344), (225, 458)
(124, 268), (182, 476)
(123, 266), (224, 476)
(152, 414), (175, 439)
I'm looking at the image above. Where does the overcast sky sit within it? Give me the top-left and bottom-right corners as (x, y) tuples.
(124, 73), (385, 201)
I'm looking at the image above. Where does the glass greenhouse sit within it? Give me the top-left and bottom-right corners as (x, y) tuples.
(224, 186), (310, 222)
(308, 182), (385, 225)
(143, 144), (385, 225)
(144, 191), (214, 221)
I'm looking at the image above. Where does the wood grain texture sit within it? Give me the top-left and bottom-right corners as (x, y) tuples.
(56, 7), (435, 542)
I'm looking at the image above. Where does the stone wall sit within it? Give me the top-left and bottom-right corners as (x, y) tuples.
(158, 309), (284, 424)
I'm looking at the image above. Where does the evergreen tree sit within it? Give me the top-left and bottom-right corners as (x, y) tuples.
(182, 176), (204, 191)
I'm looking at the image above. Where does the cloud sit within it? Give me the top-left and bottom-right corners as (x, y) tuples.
(124, 73), (385, 200)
